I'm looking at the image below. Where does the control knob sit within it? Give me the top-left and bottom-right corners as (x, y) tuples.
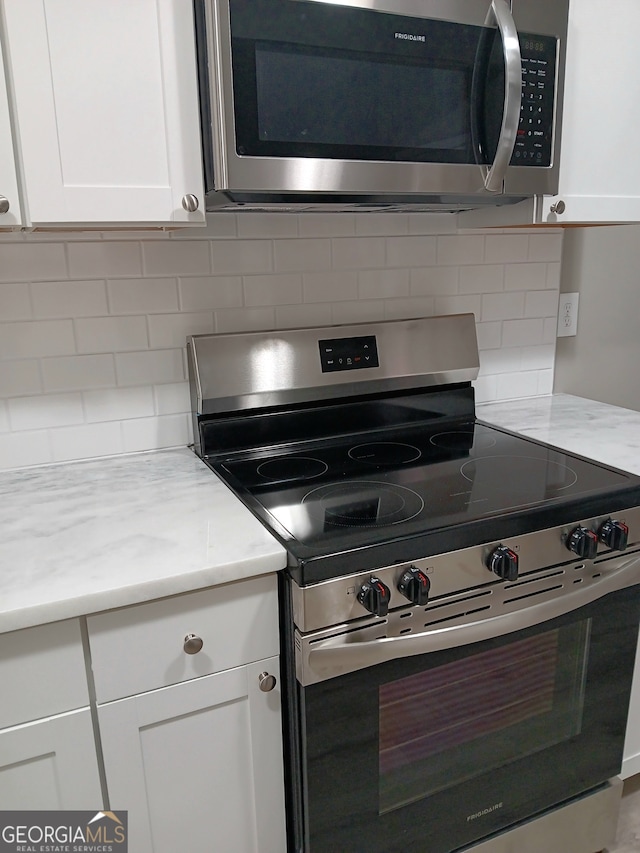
(566, 526), (598, 560)
(487, 545), (519, 581)
(357, 576), (391, 617)
(598, 519), (629, 551)
(397, 566), (430, 606)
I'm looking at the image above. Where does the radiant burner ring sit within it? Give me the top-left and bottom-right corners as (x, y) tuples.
(257, 456), (328, 483)
(301, 480), (425, 528)
(348, 442), (422, 466)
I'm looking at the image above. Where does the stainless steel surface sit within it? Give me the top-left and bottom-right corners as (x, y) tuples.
(188, 314), (479, 416)
(300, 550), (640, 683)
(550, 199), (566, 214)
(181, 193), (200, 212)
(199, 0), (568, 211)
(183, 633), (204, 654)
(483, 0), (521, 193)
(291, 506), (640, 632)
(258, 671), (277, 692)
(463, 777), (622, 853)
(0, 196), (9, 214)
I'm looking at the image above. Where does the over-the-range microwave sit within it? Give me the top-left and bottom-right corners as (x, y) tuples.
(193, 0), (569, 212)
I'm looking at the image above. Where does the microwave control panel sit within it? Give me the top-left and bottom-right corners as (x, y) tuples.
(512, 33), (557, 167)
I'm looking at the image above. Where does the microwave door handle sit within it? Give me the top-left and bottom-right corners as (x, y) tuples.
(483, 0), (522, 192)
(307, 554), (640, 681)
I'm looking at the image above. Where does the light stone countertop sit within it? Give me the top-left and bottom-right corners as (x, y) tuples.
(3, 393), (639, 637)
(0, 448), (286, 634)
(478, 393), (640, 476)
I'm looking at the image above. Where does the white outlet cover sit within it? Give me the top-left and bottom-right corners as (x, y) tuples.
(557, 292), (579, 337)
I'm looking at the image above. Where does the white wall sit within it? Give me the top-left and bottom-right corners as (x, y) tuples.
(554, 224), (640, 410)
(0, 214), (562, 470)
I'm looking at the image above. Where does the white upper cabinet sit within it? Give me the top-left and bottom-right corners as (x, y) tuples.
(537, 0), (640, 224)
(2, 0), (205, 228)
(0, 31), (22, 227)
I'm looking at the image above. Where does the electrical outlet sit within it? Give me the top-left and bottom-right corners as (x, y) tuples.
(557, 292), (579, 337)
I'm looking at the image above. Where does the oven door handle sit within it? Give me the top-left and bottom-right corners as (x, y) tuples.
(483, 0), (522, 192)
(307, 555), (640, 681)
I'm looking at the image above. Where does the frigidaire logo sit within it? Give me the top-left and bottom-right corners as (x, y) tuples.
(466, 802), (504, 822)
(394, 32), (426, 42)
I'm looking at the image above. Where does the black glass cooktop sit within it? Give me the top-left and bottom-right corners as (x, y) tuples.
(208, 419), (640, 581)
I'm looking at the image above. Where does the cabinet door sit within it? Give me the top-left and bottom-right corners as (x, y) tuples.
(623, 634), (640, 779)
(0, 709), (104, 809)
(2, 0), (205, 227)
(0, 27), (22, 227)
(98, 658), (286, 853)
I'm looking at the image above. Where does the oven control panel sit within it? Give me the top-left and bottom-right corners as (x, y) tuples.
(318, 334), (379, 373)
(290, 507), (640, 634)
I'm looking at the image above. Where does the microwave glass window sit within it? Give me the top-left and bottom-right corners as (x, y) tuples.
(378, 620), (590, 815)
(254, 44), (469, 152)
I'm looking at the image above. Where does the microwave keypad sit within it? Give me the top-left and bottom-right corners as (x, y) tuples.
(512, 34), (557, 167)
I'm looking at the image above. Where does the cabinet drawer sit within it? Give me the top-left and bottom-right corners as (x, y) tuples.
(87, 574), (279, 703)
(0, 619), (90, 729)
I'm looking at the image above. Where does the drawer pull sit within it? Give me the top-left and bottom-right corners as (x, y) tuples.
(183, 633), (204, 655)
(258, 671), (277, 692)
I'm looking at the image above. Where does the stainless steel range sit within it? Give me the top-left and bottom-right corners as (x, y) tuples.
(187, 314), (640, 853)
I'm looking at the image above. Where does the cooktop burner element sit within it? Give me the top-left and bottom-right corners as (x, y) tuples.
(256, 456), (328, 483)
(348, 441), (422, 466)
(301, 481), (424, 528)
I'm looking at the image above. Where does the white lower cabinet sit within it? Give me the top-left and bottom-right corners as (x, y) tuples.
(86, 575), (286, 853)
(97, 657), (286, 853)
(0, 710), (103, 809)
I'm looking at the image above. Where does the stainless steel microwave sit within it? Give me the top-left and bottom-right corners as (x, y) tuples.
(193, 0), (569, 212)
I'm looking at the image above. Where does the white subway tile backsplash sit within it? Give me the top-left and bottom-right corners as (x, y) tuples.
(121, 413), (190, 453)
(358, 269), (410, 300)
(0, 283), (32, 320)
(147, 312), (214, 349)
(459, 265), (504, 294)
(501, 318), (545, 348)
(107, 278), (179, 314)
(51, 421), (123, 463)
(9, 393), (84, 430)
(179, 276), (243, 311)
(42, 355), (116, 392)
(0, 430), (53, 470)
(243, 274), (303, 307)
(0, 242), (67, 282)
(32, 280), (108, 319)
(303, 271), (358, 303)
(524, 290), (559, 318)
(84, 386), (155, 422)
(0, 320), (75, 360)
(115, 349), (185, 386)
(386, 236), (437, 268)
(0, 360), (42, 398)
(0, 222), (564, 470)
(213, 239), (273, 275)
(331, 237), (386, 270)
(154, 382), (190, 416)
(143, 240), (210, 277)
(437, 235), (484, 265)
(67, 242), (142, 279)
(481, 291), (525, 322)
(75, 316), (149, 354)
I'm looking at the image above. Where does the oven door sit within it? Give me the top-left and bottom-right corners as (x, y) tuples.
(198, 0), (566, 202)
(287, 583), (640, 853)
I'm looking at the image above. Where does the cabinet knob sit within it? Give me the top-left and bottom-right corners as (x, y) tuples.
(183, 633), (204, 655)
(181, 193), (199, 212)
(0, 196), (10, 215)
(258, 671), (277, 692)
(550, 200), (566, 215)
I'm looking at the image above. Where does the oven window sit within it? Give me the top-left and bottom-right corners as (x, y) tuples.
(379, 620), (590, 814)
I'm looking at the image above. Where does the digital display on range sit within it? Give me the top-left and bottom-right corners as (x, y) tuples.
(319, 335), (379, 373)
